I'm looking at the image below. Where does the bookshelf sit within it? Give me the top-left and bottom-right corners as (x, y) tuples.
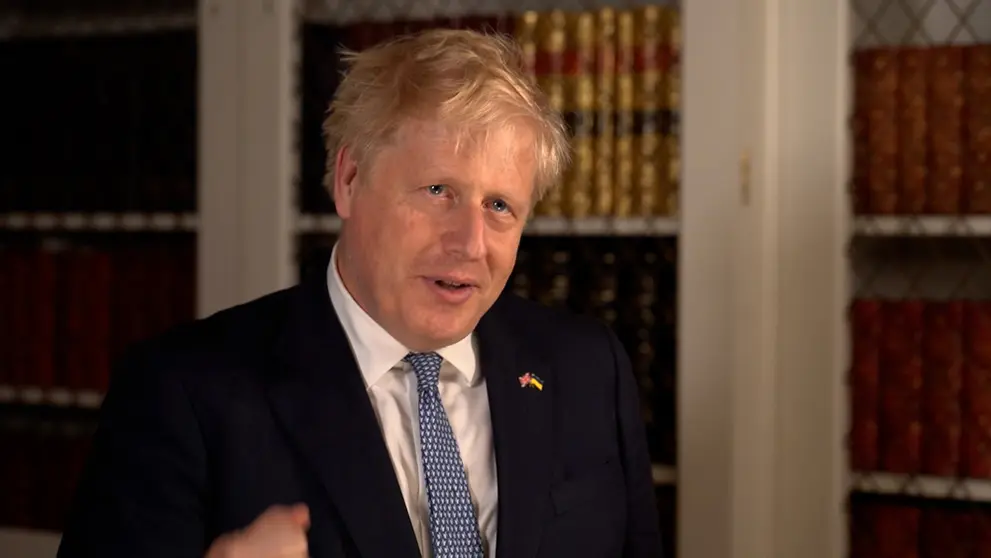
(0, 1), (757, 558)
(843, 0), (991, 554)
(0, 2), (201, 556)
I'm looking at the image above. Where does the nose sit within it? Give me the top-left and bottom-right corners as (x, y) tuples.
(442, 204), (487, 260)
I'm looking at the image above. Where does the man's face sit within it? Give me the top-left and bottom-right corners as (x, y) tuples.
(333, 119), (536, 351)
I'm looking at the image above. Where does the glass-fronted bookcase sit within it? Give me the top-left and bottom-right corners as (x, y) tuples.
(0, 0), (762, 556)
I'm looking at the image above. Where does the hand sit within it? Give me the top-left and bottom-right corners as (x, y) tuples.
(205, 503), (310, 558)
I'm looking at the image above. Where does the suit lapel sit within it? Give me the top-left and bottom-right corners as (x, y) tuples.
(267, 266), (420, 558)
(477, 299), (554, 558)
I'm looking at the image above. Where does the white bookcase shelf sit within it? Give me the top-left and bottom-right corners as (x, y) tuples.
(850, 472), (991, 502)
(295, 213), (680, 237)
(0, 12), (196, 39)
(0, 385), (104, 410)
(853, 216), (991, 237)
(0, 212), (198, 232)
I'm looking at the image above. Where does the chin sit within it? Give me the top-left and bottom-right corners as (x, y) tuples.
(406, 309), (480, 347)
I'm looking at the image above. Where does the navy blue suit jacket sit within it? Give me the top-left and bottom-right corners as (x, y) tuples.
(57, 257), (663, 558)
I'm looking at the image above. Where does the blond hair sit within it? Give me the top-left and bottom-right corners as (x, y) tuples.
(321, 28), (570, 203)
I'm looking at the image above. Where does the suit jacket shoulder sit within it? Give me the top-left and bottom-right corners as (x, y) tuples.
(110, 286), (297, 403)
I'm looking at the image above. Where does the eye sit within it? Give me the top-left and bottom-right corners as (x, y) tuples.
(488, 198), (511, 213)
(427, 184), (447, 196)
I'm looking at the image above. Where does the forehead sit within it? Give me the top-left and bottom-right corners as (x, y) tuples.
(386, 119), (536, 184)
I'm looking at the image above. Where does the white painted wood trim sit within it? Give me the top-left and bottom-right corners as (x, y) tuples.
(0, 527), (62, 558)
(237, 0), (300, 299)
(723, 0), (852, 555)
(678, 0), (741, 556)
(198, 0), (241, 318)
(730, 0), (781, 553)
(766, 0), (850, 556)
(198, 0), (300, 317)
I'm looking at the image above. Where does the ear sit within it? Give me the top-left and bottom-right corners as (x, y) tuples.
(333, 145), (359, 218)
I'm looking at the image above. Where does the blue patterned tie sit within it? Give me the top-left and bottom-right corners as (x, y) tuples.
(404, 352), (484, 558)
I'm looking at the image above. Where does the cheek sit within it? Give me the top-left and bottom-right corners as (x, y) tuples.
(380, 221), (431, 288)
(487, 241), (519, 285)
(348, 216), (396, 290)
(399, 218), (442, 259)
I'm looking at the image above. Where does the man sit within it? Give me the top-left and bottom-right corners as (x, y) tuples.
(57, 29), (663, 558)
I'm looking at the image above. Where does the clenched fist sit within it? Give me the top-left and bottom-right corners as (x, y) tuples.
(206, 504), (310, 558)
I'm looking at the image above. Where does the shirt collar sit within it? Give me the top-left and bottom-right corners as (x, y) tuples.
(326, 242), (478, 388)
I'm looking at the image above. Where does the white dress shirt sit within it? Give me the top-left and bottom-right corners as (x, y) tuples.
(325, 243), (499, 557)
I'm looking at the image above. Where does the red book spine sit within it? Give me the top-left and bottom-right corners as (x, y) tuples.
(921, 301), (964, 476)
(849, 498), (874, 558)
(850, 299), (881, 470)
(110, 247), (136, 360)
(975, 509), (991, 557)
(897, 47), (930, 214)
(26, 249), (58, 396)
(176, 241), (197, 324)
(7, 421), (31, 526)
(0, 421), (11, 524)
(876, 503), (921, 558)
(852, 499), (921, 558)
(928, 46), (965, 214)
(147, 242), (170, 338)
(7, 251), (28, 393)
(853, 48), (900, 214)
(0, 251), (13, 395)
(921, 507), (973, 558)
(111, 245), (151, 360)
(139, 247), (161, 338)
(964, 301), (991, 478)
(964, 44), (991, 213)
(879, 300), (924, 473)
(62, 249), (89, 393)
(83, 250), (113, 394)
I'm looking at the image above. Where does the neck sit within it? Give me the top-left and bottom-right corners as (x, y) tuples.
(334, 234), (365, 316)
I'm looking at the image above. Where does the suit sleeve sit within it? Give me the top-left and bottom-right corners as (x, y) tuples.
(57, 346), (209, 558)
(604, 326), (665, 558)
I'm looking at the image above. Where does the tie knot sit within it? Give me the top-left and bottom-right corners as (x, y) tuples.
(404, 352), (443, 389)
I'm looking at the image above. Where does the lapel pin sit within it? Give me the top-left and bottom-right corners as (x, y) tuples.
(518, 372), (544, 391)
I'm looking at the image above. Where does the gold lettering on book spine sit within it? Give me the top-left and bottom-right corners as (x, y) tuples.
(661, 7), (681, 216)
(614, 10), (635, 217)
(515, 11), (539, 79)
(566, 11), (596, 218)
(535, 10), (567, 217)
(593, 8), (616, 216)
(634, 6), (661, 216)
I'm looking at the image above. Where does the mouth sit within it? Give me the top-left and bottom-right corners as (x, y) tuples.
(430, 278), (477, 291)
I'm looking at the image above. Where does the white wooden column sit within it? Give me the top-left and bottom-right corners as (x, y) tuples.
(678, 0), (743, 555)
(728, 0), (851, 556)
(767, 0), (849, 555)
(198, 0), (240, 317)
(728, 0), (781, 554)
(684, 0), (851, 555)
(198, 0), (299, 318)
